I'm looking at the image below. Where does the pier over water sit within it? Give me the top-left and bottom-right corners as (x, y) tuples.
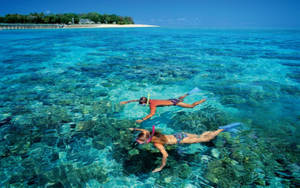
(0, 23), (64, 30)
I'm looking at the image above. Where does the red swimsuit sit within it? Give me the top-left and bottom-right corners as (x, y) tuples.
(142, 99), (177, 120)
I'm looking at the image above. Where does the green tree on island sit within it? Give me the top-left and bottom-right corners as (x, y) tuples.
(0, 12), (134, 24)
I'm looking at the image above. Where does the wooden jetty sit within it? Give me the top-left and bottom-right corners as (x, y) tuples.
(0, 23), (64, 30)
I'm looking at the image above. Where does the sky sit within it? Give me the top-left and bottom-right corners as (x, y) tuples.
(0, 0), (300, 28)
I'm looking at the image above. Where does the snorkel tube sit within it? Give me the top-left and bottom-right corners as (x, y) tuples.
(135, 125), (155, 144)
(146, 92), (150, 106)
(146, 125), (155, 143)
(138, 93), (150, 106)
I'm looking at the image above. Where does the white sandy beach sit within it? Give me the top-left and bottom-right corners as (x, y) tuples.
(64, 24), (159, 29)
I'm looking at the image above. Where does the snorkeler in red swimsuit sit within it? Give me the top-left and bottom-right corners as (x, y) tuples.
(120, 93), (206, 123)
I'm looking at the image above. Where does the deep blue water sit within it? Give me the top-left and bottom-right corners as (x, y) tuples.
(0, 28), (299, 187)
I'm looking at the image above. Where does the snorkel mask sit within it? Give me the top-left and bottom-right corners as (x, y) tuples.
(138, 93), (150, 106)
(135, 125), (155, 145)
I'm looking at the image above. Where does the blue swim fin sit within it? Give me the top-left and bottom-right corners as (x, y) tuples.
(219, 122), (242, 132)
(187, 87), (200, 95)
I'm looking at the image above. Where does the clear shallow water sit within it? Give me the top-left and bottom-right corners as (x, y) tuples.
(0, 28), (299, 187)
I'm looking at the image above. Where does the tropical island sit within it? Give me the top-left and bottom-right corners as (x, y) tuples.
(0, 12), (158, 29)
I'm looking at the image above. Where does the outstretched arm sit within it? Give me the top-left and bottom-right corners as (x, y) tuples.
(136, 106), (156, 123)
(120, 99), (139, 105)
(152, 143), (168, 173)
(128, 128), (147, 132)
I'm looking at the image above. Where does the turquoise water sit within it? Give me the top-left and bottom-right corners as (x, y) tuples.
(0, 28), (299, 187)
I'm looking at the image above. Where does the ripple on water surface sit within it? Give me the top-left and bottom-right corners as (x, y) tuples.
(0, 28), (299, 187)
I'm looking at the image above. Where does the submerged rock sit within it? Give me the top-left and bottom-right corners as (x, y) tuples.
(128, 149), (139, 157)
(0, 116), (12, 127)
(211, 148), (220, 158)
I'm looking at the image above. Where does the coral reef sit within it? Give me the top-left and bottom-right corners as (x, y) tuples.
(0, 28), (299, 187)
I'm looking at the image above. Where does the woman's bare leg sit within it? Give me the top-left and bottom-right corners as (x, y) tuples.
(184, 133), (199, 138)
(176, 99), (206, 108)
(181, 129), (224, 144)
(178, 94), (188, 101)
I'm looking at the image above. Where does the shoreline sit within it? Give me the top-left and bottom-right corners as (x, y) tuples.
(64, 24), (159, 29)
(0, 23), (159, 30)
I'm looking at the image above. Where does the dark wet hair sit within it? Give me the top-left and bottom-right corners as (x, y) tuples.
(137, 131), (167, 144)
(137, 131), (149, 141)
(139, 97), (148, 104)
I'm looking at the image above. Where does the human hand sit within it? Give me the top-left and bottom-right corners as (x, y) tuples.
(128, 128), (134, 131)
(136, 120), (143, 124)
(152, 167), (162, 173)
(120, 101), (127, 105)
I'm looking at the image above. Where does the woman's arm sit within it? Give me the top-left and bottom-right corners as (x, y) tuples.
(120, 99), (139, 105)
(152, 143), (168, 173)
(128, 128), (147, 132)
